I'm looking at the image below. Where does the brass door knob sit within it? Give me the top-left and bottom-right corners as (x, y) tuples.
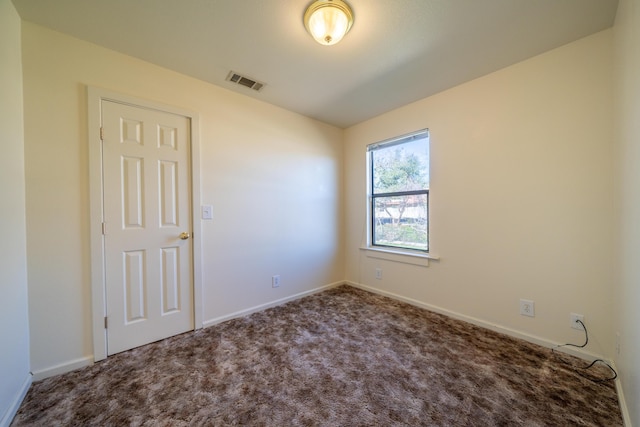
(179, 232), (190, 240)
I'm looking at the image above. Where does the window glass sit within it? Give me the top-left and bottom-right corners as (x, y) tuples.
(369, 130), (429, 252)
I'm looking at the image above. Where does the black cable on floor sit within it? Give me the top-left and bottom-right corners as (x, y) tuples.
(552, 319), (617, 383)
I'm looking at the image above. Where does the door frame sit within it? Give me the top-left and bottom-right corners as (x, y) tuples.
(88, 87), (203, 361)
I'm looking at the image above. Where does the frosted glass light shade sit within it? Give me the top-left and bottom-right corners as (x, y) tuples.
(304, 0), (354, 46)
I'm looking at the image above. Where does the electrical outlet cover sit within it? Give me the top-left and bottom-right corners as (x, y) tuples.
(272, 275), (280, 288)
(570, 313), (584, 330)
(520, 299), (535, 317)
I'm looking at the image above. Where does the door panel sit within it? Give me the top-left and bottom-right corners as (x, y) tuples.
(160, 247), (179, 313)
(122, 156), (144, 228)
(159, 160), (178, 226)
(123, 250), (146, 323)
(102, 100), (193, 355)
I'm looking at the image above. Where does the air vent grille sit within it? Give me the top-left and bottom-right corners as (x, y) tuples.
(226, 71), (265, 92)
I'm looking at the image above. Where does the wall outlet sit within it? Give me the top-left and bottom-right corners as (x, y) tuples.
(375, 268), (382, 280)
(520, 299), (535, 317)
(570, 313), (584, 330)
(272, 275), (280, 288)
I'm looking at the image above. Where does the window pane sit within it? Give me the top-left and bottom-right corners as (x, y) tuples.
(373, 194), (428, 251)
(372, 137), (429, 194)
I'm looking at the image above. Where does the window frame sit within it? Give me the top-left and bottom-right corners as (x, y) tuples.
(367, 129), (430, 255)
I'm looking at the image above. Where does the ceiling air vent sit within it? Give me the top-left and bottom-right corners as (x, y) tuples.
(226, 71), (265, 92)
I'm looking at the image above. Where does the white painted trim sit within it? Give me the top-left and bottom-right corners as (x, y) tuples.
(345, 281), (606, 361)
(30, 356), (93, 382)
(360, 247), (434, 266)
(88, 86), (107, 362)
(190, 114), (204, 330)
(611, 360), (632, 427)
(202, 281), (345, 328)
(0, 374), (32, 427)
(87, 86), (203, 361)
(361, 246), (439, 261)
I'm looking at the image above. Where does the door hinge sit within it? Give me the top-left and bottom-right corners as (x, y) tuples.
(99, 127), (104, 141)
(102, 222), (107, 235)
(104, 316), (108, 329)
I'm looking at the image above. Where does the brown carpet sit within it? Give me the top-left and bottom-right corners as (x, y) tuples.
(12, 285), (622, 426)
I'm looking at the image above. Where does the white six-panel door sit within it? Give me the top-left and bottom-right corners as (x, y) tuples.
(101, 100), (194, 355)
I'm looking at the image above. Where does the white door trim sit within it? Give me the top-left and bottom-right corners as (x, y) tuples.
(88, 87), (203, 362)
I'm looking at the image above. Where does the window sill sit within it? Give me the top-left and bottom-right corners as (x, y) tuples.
(360, 246), (439, 267)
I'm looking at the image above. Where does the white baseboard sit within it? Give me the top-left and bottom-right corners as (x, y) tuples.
(345, 281), (605, 362)
(31, 356), (93, 382)
(0, 373), (32, 427)
(203, 281), (345, 329)
(610, 360), (632, 427)
(29, 282), (346, 382)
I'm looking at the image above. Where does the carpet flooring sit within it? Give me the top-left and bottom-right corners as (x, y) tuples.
(12, 285), (622, 426)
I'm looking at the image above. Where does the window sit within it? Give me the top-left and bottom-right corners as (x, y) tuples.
(368, 130), (429, 252)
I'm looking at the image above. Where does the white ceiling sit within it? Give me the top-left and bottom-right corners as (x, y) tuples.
(12, 0), (618, 128)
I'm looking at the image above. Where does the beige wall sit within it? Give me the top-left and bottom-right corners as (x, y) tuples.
(0, 0), (31, 424)
(613, 0), (640, 424)
(22, 22), (344, 375)
(345, 30), (614, 357)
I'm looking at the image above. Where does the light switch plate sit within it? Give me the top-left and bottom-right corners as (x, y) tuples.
(201, 205), (213, 220)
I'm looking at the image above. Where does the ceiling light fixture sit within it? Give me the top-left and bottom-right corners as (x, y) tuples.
(303, 0), (354, 46)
